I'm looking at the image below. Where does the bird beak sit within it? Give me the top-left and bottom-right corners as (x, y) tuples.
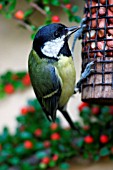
(65, 25), (81, 37)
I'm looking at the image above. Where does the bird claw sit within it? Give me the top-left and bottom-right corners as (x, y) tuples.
(81, 61), (95, 79)
(81, 18), (87, 25)
(80, 18), (87, 28)
(74, 61), (95, 94)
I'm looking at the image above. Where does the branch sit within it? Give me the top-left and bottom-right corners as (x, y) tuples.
(14, 18), (33, 32)
(30, 2), (46, 16)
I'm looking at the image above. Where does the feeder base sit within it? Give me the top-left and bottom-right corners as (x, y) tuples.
(82, 98), (113, 105)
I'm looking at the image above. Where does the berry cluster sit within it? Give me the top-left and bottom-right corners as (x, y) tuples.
(0, 71), (31, 99)
(0, 0), (81, 39)
(0, 99), (113, 169)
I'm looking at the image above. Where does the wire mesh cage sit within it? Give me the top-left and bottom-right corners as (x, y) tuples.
(81, 0), (113, 104)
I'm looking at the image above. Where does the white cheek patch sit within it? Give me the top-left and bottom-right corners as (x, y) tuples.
(41, 35), (65, 58)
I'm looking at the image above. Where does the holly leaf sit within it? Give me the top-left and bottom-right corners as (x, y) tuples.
(100, 147), (110, 156)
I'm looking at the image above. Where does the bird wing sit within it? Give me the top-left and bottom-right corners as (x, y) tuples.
(28, 50), (62, 121)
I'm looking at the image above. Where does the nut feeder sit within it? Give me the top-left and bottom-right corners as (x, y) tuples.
(81, 0), (113, 104)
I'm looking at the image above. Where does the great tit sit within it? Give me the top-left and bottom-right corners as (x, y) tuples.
(28, 22), (93, 131)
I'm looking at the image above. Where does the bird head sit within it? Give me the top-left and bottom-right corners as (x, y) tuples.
(33, 23), (80, 60)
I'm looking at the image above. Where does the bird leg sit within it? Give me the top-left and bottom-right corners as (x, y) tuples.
(59, 107), (81, 133)
(74, 61), (95, 93)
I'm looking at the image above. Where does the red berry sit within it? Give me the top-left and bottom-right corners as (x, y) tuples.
(52, 154), (59, 161)
(15, 10), (24, 20)
(65, 4), (71, 9)
(84, 135), (94, 144)
(21, 106), (35, 115)
(27, 106), (35, 113)
(22, 74), (31, 86)
(0, 4), (3, 10)
(91, 106), (100, 115)
(83, 125), (90, 131)
(52, 15), (60, 23)
(100, 135), (109, 144)
(21, 107), (28, 115)
(43, 140), (51, 148)
(50, 123), (58, 130)
(109, 106), (113, 114)
(4, 84), (14, 94)
(34, 129), (42, 137)
(42, 157), (50, 164)
(78, 102), (89, 112)
(24, 140), (33, 149)
(51, 133), (61, 140)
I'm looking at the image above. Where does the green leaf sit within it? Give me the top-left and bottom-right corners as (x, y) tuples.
(13, 81), (24, 90)
(63, 0), (70, 3)
(100, 147), (110, 156)
(69, 15), (75, 22)
(63, 8), (71, 15)
(74, 16), (81, 23)
(43, 0), (49, 5)
(44, 6), (51, 15)
(31, 32), (36, 40)
(15, 145), (25, 155)
(36, 151), (47, 159)
(101, 106), (109, 114)
(59, 162), (70, 170)
(5, 12), (12, 19)
(21, 162), (34, 170)
(71, 6), (78, 13)
(9, 0), (16, 13)
(93, 154), (100, 161)
(83, 152), (89, 159)
(19, 131), (32, 139)
(0, 165), (9, 170)
(51, 0), (60, 6)
(16, 115), (26, 124)
(35, 142), (44, 150)
(24, 9), (33, 18)
(9, 157), (20, 165)
(30, 25), (37, 31)
(76, 138), (84, 147)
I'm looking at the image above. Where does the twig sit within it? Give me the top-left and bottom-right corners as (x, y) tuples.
(30, 2), (46, 16)
(14, 18), (33, 32)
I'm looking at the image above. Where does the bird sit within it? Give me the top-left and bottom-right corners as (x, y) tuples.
(28, 22), (94, 131)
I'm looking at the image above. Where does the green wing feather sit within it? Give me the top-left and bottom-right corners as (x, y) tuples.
(28, 50), (62, 121)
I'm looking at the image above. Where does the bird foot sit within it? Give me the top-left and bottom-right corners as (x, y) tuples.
(74, 61), (95, 93)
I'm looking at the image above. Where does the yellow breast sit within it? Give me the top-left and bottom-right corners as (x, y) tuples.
(55, 55), (76, 107)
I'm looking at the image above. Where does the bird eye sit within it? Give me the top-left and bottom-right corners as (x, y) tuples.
(54, 31), (60, 38)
